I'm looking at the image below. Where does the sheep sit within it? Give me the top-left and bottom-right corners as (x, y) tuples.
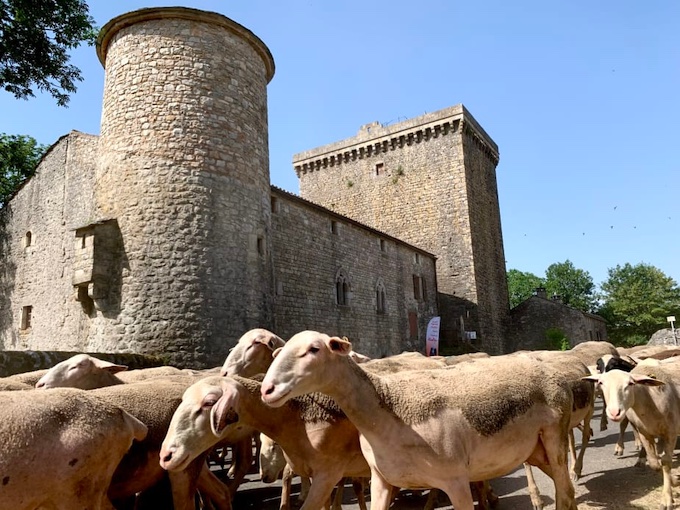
(0, 387), (147, 510)
(161, 375), (371, 510)
(260, 331), (577, 510)
(221, 328), (287, 378)
(595, 354), (641, 456)
(223, 330), (371, 510)
(358, 351), (446, 375)
(37, 374), (231, 510)
(584, 362), (680, 510)
(0, 378), (33, 391)
(35, 353), (194, 389)
(514, 350), (595, 509)
(35, 353), (128, 389)
(2, 368), (48, 386)
(361, 351), (497, 510)
(444, 352), (490, 365)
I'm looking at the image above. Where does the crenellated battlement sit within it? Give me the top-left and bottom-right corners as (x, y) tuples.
(294, 104), (498, 176)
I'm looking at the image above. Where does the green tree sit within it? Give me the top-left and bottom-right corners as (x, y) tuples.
(0, 0), (97, 106)
(0, 133), (46, 207)
(544, 260), (596, 312)
(507, 269), (544, 308)
(598, 263), (680, 346)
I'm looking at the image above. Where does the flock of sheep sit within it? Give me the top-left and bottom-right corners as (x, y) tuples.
(1, 328), (679, 510)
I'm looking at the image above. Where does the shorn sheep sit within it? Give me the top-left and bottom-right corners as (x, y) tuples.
(0, 388), (147, 510)
(161, 375), (371, 510)
(584, 361), (680, 510)
(260, 331), (578, 510)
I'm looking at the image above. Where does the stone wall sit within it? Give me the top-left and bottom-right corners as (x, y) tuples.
(294, 105), (509, 354)
(0, 132), (99, 352)
(271, 188), (438, 357)
(508, 296), (608, 351)
(461, 122), (511, 352)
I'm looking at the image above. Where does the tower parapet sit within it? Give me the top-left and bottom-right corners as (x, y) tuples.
(294, 105), (498, 177)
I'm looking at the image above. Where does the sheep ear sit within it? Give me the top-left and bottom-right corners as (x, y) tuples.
(632, 374), (665, 387)
(581, 375), (600, 383)
(210, 388), (237, 436)
(327, 336), (352, 356)
(272, 347), (283, 359)
(91, 357), (128, 374)
(268, 335), (285, 350)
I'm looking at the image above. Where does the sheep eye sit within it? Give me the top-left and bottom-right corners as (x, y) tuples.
(309, 346), (320, 354)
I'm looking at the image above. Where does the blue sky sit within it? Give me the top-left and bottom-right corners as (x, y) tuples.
(1, 0), (678, 288)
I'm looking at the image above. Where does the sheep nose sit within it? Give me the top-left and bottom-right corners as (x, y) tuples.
(160, 448), (175, 464)
(262, 382), (275, 396)
(608, 409), (624, 421)
(35, 381), (45, 388)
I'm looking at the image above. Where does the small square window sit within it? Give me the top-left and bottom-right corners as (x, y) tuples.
(375, 162), (385, 176)
(257, 237), (265, 256)
(379, 239), (386, 252)
(331, 221), (339, 235)
(271, 196), (279, 213)
(414, 252), (421, 264)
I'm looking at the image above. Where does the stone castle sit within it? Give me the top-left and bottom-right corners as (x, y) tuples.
(0, 7), (605, 367)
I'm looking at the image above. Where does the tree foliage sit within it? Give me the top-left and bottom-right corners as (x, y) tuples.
(0, 133), (46, 207)
(507, 269), (544, 309)
(0, 0), (97, 106)
(544, 260), (596, 312)
(598, 263), (680, 345)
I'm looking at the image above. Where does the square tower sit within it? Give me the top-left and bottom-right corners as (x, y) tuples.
(294, 105), (510, 354)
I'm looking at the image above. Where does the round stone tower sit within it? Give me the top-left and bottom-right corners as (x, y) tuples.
(94, 7), (275, 367)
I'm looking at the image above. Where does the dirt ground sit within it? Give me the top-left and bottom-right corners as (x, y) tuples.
(229, 399), (680, 509)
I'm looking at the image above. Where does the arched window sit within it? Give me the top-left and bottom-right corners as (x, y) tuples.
(335, 269), (351, 306)
(376, 280), (386, 314)
(24, 231), (32, 249)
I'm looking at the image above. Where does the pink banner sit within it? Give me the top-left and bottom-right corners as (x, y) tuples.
(425, 316), (441, 356)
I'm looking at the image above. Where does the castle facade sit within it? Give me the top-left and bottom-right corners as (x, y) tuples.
(0, 8), (446, 367)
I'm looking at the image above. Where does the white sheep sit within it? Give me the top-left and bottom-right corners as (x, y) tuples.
(584, 363), (680, 510)
(0, 387), (147, 510)
(37, 371), (232, 510)
(260, 331), (578, 510)
(221, 328), (286, 378)
(161, 375), (371, 510)
(35, 353), (191, 389)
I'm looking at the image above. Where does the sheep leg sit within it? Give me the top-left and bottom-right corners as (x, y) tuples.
(572, 406), (593, 480)
(636, 432), (660, 470)
(614, 417), (629, 456)
(657, 434), (676, 509)
(331, 477), (345, 510)
(423, 488), (439, 510)
(351, 477), (368, 510)
(440, 477), (475, 510)
(279, 464), (294, 510)
(531, 427), (576, 510)
(196, 463), (233, 510)
(523, 462), (544, 510)
(168, 462), (201, 510)
(298, 473), (342, 510)
(299, 475), (311, 502)
(226, 436), (253, 495)
(367, 469), (396, 510)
